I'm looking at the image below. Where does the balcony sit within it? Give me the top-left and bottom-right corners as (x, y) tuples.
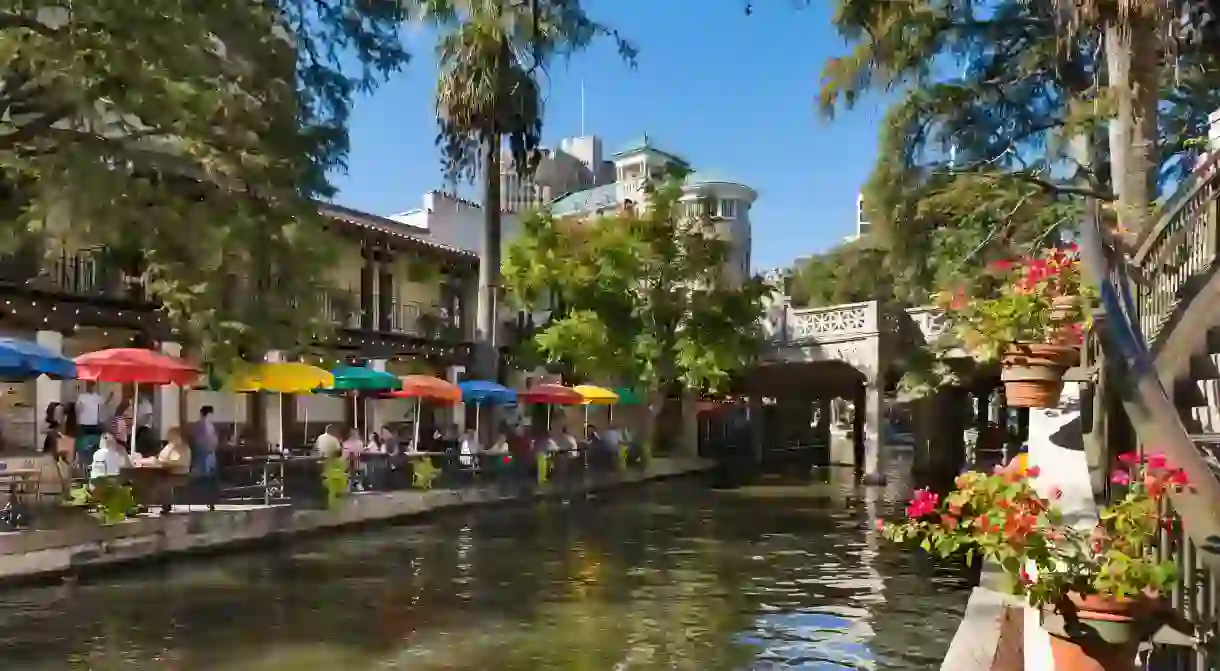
(0, 248), (147, 302)
(318, 289), (362, 329)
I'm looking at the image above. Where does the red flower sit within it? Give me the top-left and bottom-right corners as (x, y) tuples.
(1111, 470), (1131, 486)
(1145, 453), (1168, 471)
(906, 488), (940, 519)
(1117, 451), (1140, 466)
(1026, 465), (1041, 478)
(1167, 468), (1190, 487)
(1018, 566), (1032, 586)
(989, 260), (1014, 272)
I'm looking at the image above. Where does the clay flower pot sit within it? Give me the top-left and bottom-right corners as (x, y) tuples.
(1042, 593), (1145, 671)
(1000, 342), (1079, 409)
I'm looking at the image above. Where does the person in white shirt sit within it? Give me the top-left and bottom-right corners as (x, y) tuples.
(458, 428), (477, 466)
(486, 432), (510, 454)
(90, 432), (131, 481)
(314, 424), (343, 459)
(134, 393), (157, 458)
(75, 382), (110, 463)
(556, 426), (578, 454)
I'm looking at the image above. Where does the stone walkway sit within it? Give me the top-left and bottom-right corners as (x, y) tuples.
(0, 458), (711, 584)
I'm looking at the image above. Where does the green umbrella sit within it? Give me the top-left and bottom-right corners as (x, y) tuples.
(328, 365), (401, 391)
(611, 387), (645, 405)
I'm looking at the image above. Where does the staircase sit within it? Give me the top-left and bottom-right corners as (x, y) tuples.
(1123, 150), (1220, 668)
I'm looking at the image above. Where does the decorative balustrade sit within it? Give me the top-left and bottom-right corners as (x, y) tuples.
(0, 248), (147, 301)
(785, 302), (878, 343)
(1134, 151), (1220, 344)
(905, 305), (950, 342)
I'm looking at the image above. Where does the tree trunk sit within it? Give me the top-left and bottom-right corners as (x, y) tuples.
(476, 130), (502, 383)
(1105, 16), (1160, 236)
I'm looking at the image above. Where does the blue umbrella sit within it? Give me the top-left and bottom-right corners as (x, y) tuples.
(458, 381), (516, 439)
(0, 337), (76, 380)
(458, 380), (517, 405)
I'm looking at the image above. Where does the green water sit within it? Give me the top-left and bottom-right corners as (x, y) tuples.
(0, 465), (969, 670)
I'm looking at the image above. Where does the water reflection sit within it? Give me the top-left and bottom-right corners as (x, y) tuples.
(0, 463), (969, 670)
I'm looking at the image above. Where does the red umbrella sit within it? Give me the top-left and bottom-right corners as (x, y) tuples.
(75, 348), (198, 386)
(517, 383), (584, 405)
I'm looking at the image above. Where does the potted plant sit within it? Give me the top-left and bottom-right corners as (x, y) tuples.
(937, 245), (1091, 408)
(880, 452), (1189, 671)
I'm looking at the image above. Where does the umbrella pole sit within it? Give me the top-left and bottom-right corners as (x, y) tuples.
(278, 393), (284, 453)
(414, 397), (421, 451)
(131, 383), (139, 452)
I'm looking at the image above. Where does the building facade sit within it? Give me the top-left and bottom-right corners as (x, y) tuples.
(500, 135), (616, 213)
(0, 204), (477, 454)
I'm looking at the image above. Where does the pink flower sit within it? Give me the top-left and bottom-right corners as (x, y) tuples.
(1110, 470), (1131, 486)
(906, 488), (940, 519)
(1026, 466), (1041, 478)
(1018, 567), (1032, 586)
(1049, 487), (1063, 500)
(1117, 451), (1140, 466)
(1145, 453), (1168, 471)
(874, 518), (886, 532)
(1167, 468), (1190, 487)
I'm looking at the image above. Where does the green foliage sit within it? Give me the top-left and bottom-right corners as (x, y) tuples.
(69, 480), (135, 525)
(503, 168), (768, 395)
(881, 453), (1186, 608)
(1, 0), (411, 371)
(412, 457), (440, 489)
(787, 239), (895, 308)
(895, 341), (966, 401)
(321, 457), (349, 508)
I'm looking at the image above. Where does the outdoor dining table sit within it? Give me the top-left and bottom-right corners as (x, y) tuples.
(0, 468), (42, 505)
(120, 463), (188, 510)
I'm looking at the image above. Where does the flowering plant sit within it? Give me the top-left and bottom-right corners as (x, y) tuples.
(935, 245), (1094, 362)
(880, 452), (1189, 609)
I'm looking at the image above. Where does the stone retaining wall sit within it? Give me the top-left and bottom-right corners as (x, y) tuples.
(0, 458), (711, 584)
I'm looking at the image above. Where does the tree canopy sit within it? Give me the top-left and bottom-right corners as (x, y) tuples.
(1, 0), (411, 368)
(503, 169), (768, 396)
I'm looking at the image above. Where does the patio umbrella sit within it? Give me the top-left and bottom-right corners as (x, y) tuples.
(458, 380), (517, 438)
(76, 348), (198, 447)
(0, 338), (76, 448)
(329, 366), (401, 436)
(517, 383), (583, 430)
(386, 375), (462, 449)
(608, 387), (644, 421)
(573, 385), (619, 437)
(233, 363), (334, 451)
(0, 337), (76, 381)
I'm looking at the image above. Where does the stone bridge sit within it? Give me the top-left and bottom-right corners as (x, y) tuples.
(747, 296), (949, 483)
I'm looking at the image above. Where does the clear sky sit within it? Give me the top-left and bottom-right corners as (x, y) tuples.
(330, 0), (890, 271)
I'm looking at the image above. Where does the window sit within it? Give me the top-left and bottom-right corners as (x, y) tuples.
(718, 199), (737, 219)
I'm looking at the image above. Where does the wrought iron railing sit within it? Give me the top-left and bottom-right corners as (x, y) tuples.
(1133, 151), (1220, 345)
(318, 288), (362, 329)
(387, 299), (422, 335)
(0, 248), (146, 301)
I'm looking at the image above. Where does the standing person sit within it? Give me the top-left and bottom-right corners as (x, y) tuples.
(74, 382), (108, 464)
(190, 405), (219, 476)
(134, 392), (157, 458)
(190, 406), (220, 511)
(458, 427), (477, 467)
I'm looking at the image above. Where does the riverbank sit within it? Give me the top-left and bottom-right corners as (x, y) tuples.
(0, 458), (711, 584)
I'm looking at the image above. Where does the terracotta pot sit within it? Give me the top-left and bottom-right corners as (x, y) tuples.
(1042, 593), (1144, 671)
(1000, 343), (1077, 408)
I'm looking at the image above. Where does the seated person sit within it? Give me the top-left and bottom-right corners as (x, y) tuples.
(142, 427), (192, 475)
(486, 432), (510, 454)
(90, 432), (131, 481)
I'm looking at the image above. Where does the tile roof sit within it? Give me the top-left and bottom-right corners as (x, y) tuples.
(318, 201), (478, 261)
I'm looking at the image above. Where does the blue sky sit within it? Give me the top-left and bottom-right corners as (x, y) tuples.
(330, 0), (890, 271)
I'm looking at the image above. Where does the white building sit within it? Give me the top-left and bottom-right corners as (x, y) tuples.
(548, 135), (757, 283)
(844, 192), (871, 243)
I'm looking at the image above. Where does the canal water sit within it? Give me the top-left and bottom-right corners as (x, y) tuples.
(0, 463), (970, 670)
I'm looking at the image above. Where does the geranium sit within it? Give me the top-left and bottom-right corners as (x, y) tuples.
(937, 246), (1095, 362)
(880, 452), (1187, 609)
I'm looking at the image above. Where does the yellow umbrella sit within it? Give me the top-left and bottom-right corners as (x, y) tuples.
(572, 385), (618, 440)
(230, 363), (334, 451)
(232, 362), (333, 393)
(572, 385), (619, 405)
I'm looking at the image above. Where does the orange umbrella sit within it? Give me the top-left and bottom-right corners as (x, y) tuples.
(387, 375), (462, 403)
(385, 375), (461, 450)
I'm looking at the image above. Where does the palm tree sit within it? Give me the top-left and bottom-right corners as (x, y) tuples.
(418, 0), (634, 380)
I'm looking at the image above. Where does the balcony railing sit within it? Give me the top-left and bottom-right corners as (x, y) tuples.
(0, 249), (146, 301)
(318, 289), (362, 329)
